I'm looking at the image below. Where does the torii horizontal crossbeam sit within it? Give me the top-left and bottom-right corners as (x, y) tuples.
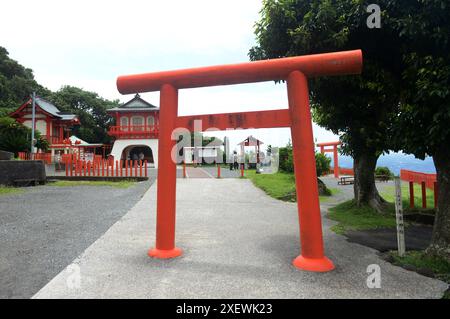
(175, 109), (291, 131)
(117, 50), (362, 93)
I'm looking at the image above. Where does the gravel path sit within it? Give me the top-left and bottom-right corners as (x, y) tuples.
(0, 179), (153, 298)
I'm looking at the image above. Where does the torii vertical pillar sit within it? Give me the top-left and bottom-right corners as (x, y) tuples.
(287, 71), (334, 271)
(148, 84), (182, 258)
(333, 145), (339, 178)
(318, 141), (341, 178)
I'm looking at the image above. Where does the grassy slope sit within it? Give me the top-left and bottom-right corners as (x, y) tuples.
(244, 170), (338, 202)
(328, 200), (396, 235)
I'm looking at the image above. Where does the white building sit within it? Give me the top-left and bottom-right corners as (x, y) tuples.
(107, 94), (159, 167)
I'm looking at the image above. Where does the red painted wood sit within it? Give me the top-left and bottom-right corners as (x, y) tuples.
(175, 109), (291, 131)
(118, 50), (362, 93)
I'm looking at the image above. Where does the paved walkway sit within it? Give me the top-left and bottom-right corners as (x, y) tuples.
(33, 178), (447, 298)
(0, 180), (153, 298)
(184, 166), (214, 178)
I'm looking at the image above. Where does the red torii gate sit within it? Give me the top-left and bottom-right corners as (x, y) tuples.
(317, 141), (341, 178)
(117, 49), (363, 272)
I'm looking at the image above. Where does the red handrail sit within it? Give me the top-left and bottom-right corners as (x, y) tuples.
(400, 169), (438, 208)
(400, 169), (436, 190)
(108, 125), (159, 138)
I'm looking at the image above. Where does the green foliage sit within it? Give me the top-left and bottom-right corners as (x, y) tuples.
(278, 144), (293, 173)
(0, 47), (51, 109)
(250, 0), (403, 159)
(328, 200), (396, 235)
(374, 166), (394, 177)
(315, 152), (331, 176)
(245, 169), (334, 202)
(48, 86), (119, 144)
(0, 47), (119, 145)
(0, 186), (23, 196)
(388, 0), (450, 157)
(0, 116), (48, 154)
(251, 0), (450, 161)
(388, 250), (450, 283)
(246, 170), (297, 202)
(278, 141), (331, 176)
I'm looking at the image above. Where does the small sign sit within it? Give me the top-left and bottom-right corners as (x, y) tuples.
(394, 178), (406, 256)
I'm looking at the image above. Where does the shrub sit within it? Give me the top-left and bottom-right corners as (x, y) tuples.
(0, 116), (48, 155)
(375, 166), (394, 177)
(278, 142), (331, 177)
(315, 152), (332, 176)
(278, 145), (294, 173)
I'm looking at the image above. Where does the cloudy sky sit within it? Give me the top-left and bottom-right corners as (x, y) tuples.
(1, 0), (339, 150)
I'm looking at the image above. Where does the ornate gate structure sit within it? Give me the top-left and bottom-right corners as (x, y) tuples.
(117, 49), (362, 272)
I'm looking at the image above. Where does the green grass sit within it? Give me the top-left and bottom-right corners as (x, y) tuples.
(388, 250), (450, 294)
(245, 170), (297, 201)
(244, 170), (337, 203)
(328, 200), (396, 234)
(381, 182), (435, 210)
(50, 180), (136, 189)
(0, 186), (23, 196)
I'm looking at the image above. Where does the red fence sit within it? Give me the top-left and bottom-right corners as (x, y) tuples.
(329, 166), (354, 176)
(18, 152), (103, 166)
(400, 169), (436, 190)
(18, 152), (52, 164)
(400, 169), (438, 209)
(64, 158), (148, 178)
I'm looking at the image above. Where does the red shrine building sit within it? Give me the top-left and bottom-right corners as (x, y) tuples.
(107, 94), (159, 167)
(9, 96), (80, 157)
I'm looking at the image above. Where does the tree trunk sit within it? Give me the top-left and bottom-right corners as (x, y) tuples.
(353, 152), (387, 212)
(428, 148), (450, 261)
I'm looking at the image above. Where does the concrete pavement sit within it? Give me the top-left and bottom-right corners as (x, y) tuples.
(33, 179), (448, 298)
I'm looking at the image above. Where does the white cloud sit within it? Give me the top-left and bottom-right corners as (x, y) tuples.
(1, 0), (339, 146)
(1, 0), (259, 54)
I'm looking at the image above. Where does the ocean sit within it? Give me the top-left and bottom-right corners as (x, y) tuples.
(328, 152), (436, 175)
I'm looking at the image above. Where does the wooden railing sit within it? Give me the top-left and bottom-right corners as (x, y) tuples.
(400, 169), (438, 209)
(328, 166), (354, 176)
(18, 152), (52, 164)
(64, 158), (148, 178)
(108, 125), (159, 138)
(400, 169), (437, 190)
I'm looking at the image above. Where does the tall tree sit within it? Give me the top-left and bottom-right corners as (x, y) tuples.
(389, 0), (450, 260)
(48, 86), (119, 144)
(249, 0), (403, 212)
(0, 46), (51, 111)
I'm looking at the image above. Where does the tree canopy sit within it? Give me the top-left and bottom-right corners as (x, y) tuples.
(250, 0), (450, 260)
(0, 46), (118, 145)
(250, 0), (404, 211)
(48, 86), (119, 144)
(0, 47), (51, 114)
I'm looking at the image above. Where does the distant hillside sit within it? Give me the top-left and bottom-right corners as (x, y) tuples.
(0, 46), (119, 144)
(0, 46), (51, 115)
